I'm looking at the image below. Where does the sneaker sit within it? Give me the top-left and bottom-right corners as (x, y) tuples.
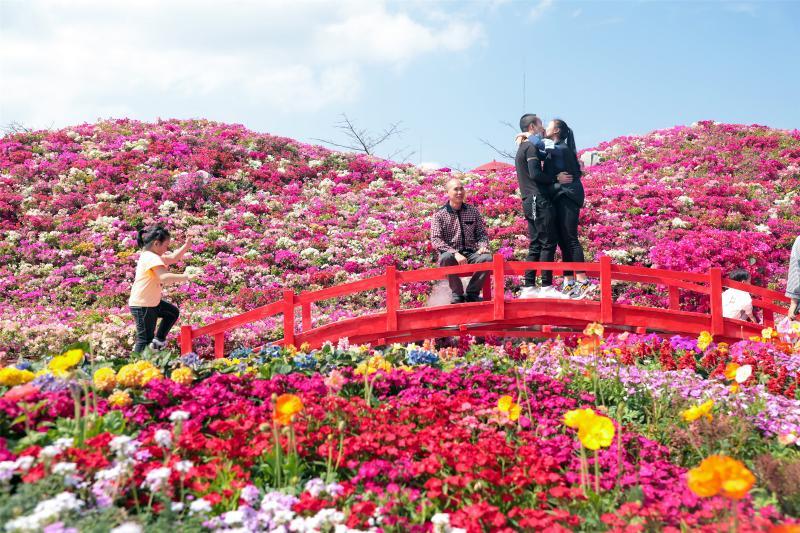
(561, 280), (576, 296)
(150, 338), (167, 351)
(450, 294), (466, 304)
(519, 286), (540, 299)
(539, 286), (568, 299)
(568, 280), (596, 300)
(465, 294), (483, 303)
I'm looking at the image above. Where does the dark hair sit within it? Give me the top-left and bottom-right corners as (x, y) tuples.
(728, 268), (751, 282)
(519, 113), (538, 132)
(552, 119), (577, 153)
(136, 225), (170, 249)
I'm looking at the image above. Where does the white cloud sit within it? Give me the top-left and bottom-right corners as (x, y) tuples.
(0, 0), (484, 129)
(530, 0), (554, 20)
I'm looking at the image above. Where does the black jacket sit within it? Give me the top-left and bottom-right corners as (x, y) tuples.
(514, 140), (550, 202)
(543, 141), (585, 208)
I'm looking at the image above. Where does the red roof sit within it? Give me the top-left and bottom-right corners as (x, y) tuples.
(472, 160), (514, 173)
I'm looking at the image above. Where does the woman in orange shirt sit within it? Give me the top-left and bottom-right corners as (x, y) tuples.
(128, 225), (194, 353)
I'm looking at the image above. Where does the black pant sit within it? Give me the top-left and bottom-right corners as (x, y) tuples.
(556, 196), (585, 276)
(439, 251), (493, 297)
(522, 196), (558, 287)
(130, 300), (180, 353)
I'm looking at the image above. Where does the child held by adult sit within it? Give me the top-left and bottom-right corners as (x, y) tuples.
(128, 224), (197, 353)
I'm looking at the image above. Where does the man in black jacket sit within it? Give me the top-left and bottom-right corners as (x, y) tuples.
(515, 113), (560, 298)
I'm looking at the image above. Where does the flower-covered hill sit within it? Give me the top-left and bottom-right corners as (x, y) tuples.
(1, 119), (800, 358)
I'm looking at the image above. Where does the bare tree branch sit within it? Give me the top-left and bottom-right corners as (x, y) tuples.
(499, 120), (518, 132)
(478, 137), (515, 160)
(313, 114), (408, 158)
(2, 121), (33, 135)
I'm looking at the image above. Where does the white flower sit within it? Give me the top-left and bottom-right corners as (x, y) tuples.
(53, 462), (77, 475)
(240, 484), (260, 505)
(110, 522), (144, 533)
(174, 460), (193, 473)
(0, 461), (16, 482)
(671, 217), (691, 229)
(40, 445), (62, 459)
(5, 491), (84, 532)
(169, 410), (190, 422)
(604, 249), (630, 262)
(154, 429), (173, 448)
(223, 509), (245, 525)
(189, 498), (212, 514)
(141, 467), (171, 492)
(12, 456), (33, 472)
(735, 364), (753, 384)
(431, 513), (451, 526)
(159, 200), (179, 215)
(304, 478), (325, 497)
(755, 224), (771, 234)
(676, 195), (694, 206)
(171, 502), (185, 512)
(110, 436), (139, 458)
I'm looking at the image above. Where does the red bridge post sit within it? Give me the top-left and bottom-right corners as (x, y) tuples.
(386, 266), (398, 332)
(600, 256), (613, 324)
(493, 254), (505, 320)
(283, 289), (296, 348)
(214, 332), (224, 359)
(180, 325), (193, 355)
(710, 268), (724, 336)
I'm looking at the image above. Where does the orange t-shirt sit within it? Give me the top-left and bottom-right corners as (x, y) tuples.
(128, 251), (166, 307)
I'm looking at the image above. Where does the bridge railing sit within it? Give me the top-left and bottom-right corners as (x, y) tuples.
(180, 254), (791, 357)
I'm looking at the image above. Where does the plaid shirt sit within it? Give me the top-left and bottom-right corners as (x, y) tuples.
(430, 202), (489, 255)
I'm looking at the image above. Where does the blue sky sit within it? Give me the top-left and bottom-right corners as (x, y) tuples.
(1, 0), (798, 170)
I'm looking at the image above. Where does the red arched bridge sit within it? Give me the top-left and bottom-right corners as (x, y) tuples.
(180, 255), (790, 358)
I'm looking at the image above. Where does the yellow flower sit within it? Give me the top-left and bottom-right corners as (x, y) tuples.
(140, 367), (163, 386)
(47, 349), (84, 377)
(583, 322), (604, 337)
(761, 327), (777, 340)
(299, 342), (312, 353)
(116, 364), (143, 388)
(108, 390), (132, 408)
(92, 367), (117, 392)
(62, 349), (84, 366)
(697, 331), (714, 351)
(354, 355), (392, 376)
(680, 399), (714, 423)
(170, 367), (194, 386)
(273, 393), (304, 425)
(563, 408), (597, 429)
(687, 455), (755, 500)
(577, 415), (616, 450)
(0, 367), (35, 387)
(497, 395), (522, 421)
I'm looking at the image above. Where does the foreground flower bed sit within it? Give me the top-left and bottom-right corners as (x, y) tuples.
(1, 331), (799, 531)
(2, 119), (799, 358)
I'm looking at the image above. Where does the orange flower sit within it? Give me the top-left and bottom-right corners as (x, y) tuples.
(273, 393), (304, 425)
(583, 322), (604, 337)
(724, 362), (740, 381)
(769, 525), (800, 533)
(687, 455), (755, 500)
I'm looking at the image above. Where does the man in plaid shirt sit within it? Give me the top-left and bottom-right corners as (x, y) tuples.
(430, 178), (492, 304)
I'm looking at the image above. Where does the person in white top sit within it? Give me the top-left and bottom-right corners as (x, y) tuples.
(721, 268), (756, 322)
(128, 225), (195, 353)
